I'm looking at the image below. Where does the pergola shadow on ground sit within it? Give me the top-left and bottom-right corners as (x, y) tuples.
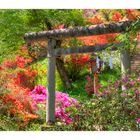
(24, 20), (139, 124)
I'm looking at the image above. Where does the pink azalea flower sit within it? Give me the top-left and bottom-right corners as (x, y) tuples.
(29, 85), (79, 124)
(129, 81), (136, 85)
(135, 90), (139, 95)
(136, 118), (140, 124)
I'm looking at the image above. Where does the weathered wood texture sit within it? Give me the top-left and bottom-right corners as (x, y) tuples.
(24, 20), (134, 41)
(54, 43), (123, 56)
(47, 39), (56, 123)
(26, 41), (138, 60)
(120, 49), (131, 75)
(120, 49), (131, 91)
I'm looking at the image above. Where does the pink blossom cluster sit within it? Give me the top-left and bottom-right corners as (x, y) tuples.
(136, 118), (140, 124)
(29, 85), (79, 124)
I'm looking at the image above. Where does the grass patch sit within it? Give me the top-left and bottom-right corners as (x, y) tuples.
(56, 67), (121, 101)
(99, 68), (121, 87)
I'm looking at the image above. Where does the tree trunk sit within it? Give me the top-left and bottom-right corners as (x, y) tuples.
(55, 40), (72, 89)
(56, 57), (72, 89)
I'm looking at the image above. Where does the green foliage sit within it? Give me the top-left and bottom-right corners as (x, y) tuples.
(0, 10), (29, 50)
(0, 9), (85, 62)
(24, 121), (42, 131)
(0, 115), (19, 131)
(42, 94), (139, 131)
(1, 9), (139, 131)
(31, 58), (48, 86)
(74, 94), (139, 131)
(44, 71), (140, 131)
(56, 67), (121, 101)
(99, 68), (121, 86)
(44, 90), (139, 131)
(116, 18), (140, 51)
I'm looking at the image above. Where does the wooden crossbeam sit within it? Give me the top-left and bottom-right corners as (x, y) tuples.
(24, 20), (135, 41)
(54, 43), (123, 56)
(25, 43), (119, 67)
(26, 41), (138, 64)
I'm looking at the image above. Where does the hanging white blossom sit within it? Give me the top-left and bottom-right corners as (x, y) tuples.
(96, 56), (100, 69)
(109, 55), (113, 69)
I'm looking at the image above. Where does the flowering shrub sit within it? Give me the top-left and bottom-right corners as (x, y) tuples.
(12, 69), (37, 89)
(112, 11), (122, 21)
(70, 54), (90, 65)
(0, 78), (38, 128)
(85, 75), (94, 96)
(0, 52), (79, 128)
(49, 72), (140, 131)
(0, 46), (39, 128)
(83, 9), (97, 18)
(1, 59), (37, 90)
(29, 85), (79, 124)
(99, 72), (140, 97)
(1, 60), (16, 69)
(64, 53), (90, 81)
(0, 69), (38, 126)
(80, 72), (140, 130)
(88, 16), (102, 24)
(78, 33), (117, 46)
(1, 88), (38, 123)
(1, 47), (37, 89)
(15, 55), (32, 68)
(2, 54), (32, 69)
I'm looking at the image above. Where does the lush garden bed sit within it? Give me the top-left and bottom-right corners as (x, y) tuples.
(0, 50), (139, 131)
(0, 9), (140, 131)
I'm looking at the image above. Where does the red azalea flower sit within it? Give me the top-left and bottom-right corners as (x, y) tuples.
(112, 12), (122, 21)
(125, 9), (134, 13)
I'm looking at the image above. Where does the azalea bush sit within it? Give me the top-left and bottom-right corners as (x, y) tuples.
(78, 72), (140, 130)
(29, 85), (79, 124)
(61, 38), (90, 81)
(65, 54), (89, 81)
(0, 45), (80, 129)
(85, 75), (94, 96)
(0, 46), (39, 128)
(0, 9), (140, 131)
(46, 71), (140, 131)
(64, 92), (139, 131)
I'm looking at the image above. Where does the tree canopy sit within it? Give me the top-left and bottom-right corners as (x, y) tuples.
(0, 9), (139, 62)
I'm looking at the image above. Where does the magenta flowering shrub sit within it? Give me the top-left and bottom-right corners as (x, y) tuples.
(136, 118), (140, 124)
(29, 85), (79, 124)
(98, 72), (140, 98)
(74, 72), (140, 130)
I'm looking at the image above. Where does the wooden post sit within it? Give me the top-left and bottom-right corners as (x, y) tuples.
(93, 73), (98, 94)
(120, 49), (131, 90)
(47, 38), (56, 123)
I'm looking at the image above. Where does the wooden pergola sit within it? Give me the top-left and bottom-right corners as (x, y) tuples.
(24, 20), (139, 123)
